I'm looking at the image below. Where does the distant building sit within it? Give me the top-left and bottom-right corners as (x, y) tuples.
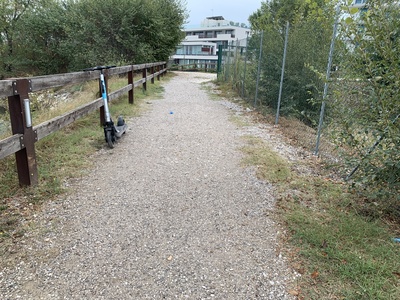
(170, 16), (251, 70)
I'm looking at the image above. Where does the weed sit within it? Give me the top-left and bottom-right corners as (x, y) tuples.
(229, 115), (250, 127)
(241, 136), (292, 183)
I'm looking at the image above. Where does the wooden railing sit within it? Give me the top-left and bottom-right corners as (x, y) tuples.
(0, 62), (167, 186)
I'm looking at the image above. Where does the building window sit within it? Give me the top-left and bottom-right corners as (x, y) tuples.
(201, 46), (212, 54)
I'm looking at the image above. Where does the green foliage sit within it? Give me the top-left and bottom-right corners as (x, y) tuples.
(333, 0), (400, 204)
(0, 0), (36, 77)
(12, 0), (69, 74)
(0, 0), (187, 75)
(219, 0), (399, 207)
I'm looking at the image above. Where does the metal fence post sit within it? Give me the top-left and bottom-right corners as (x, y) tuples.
(233, 40), (239, 85)
(225, 43), (230, 81)
(217, 45), (223, 79)
(254, 30), (264, 107)
(315, 6), (340, 155)
(242, 33), (249, 98)
(275, 22), (290, 125)
(8, 79), (38, 186)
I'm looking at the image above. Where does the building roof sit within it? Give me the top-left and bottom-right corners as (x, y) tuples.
(206, 16), (225, 20)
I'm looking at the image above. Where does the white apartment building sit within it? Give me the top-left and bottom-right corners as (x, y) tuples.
(171, 16), (251, 69)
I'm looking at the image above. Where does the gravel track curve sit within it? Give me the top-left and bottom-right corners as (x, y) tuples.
(1, 72), (296, 299)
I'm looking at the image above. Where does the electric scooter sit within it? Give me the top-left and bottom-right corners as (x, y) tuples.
(83, 65), (127, 148)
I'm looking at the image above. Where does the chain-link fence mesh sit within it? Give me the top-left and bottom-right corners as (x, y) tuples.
(216, 0), (399, 215)
(218, 21), (337, 159)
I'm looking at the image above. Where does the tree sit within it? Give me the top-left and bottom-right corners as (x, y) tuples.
(62, 0), (186, 70)
(12, 0), (69, 74)
(0, 0), (187, 75)
(0, 0), (38, 77)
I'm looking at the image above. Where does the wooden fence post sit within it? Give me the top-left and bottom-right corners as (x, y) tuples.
(128, 66), (134, 104)
(157, 65), (161, 81)
(142, 67), (147, 91)
(8, 79), (38, 186)
(151, 66), (155, 84)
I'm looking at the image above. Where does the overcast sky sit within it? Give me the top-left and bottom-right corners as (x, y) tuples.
(184, 0), (264, 27)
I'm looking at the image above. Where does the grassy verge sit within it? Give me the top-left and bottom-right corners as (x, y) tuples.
(239, 132), (399, 299)
(0, 74), (170, 253)
(212, 79), (400, 299)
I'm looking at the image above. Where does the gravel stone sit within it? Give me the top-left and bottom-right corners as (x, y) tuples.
(0, 72), (298, 299)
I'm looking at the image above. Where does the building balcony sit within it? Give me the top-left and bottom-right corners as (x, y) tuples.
(186, 33), (236, 42)
(172, 54), (218, 59)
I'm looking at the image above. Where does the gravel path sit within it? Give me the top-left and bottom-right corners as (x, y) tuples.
(1, 72), (296, 299)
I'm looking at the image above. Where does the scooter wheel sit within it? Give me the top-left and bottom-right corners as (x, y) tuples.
(106, 130), (115, 148)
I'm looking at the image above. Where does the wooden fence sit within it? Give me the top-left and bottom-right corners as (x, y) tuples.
(0, 61), (167, 186)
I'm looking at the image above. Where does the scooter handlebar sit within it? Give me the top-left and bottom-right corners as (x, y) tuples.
(83, 65), (116, 72)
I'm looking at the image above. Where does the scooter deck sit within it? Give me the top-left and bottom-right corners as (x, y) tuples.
(114, 124), (127, 138)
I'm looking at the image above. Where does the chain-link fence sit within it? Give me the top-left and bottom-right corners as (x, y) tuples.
(218, 19), (338, 159)
(217, 0), (399, 216)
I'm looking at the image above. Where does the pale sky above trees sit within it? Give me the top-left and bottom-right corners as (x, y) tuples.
(185, 0), (262, 26)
